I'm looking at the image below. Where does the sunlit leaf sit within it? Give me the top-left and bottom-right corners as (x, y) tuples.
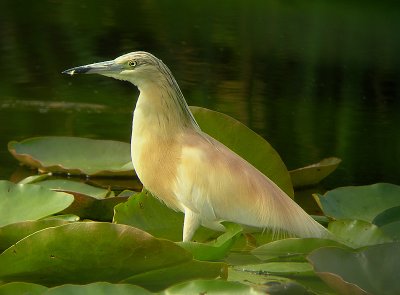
(308, 242), (400, 295)
(8, 137), (134, 176)
(328, 219), (392, 248)
(252, 238), (347, 261)
(314, 183), (400, 222)
(191, 106), (294, 198)
(0, 282), (48, 295)
(44, 282), (151, 295)
(0, 180), (74, 227)
(289, 157), (341, 188)
(0, 222), (226, 287)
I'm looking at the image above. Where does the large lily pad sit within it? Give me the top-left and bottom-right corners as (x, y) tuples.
(44, 282), (151, 295)
(0, 222), (226, 287)
(8, 137), (134, 176)
(0, 220), (70, 252)
(0, 282), (48, 295)
(308, 242), (400, 295)
(252, 238), (347, 261)
(191, 106), (294, 197)
(162, 279), (265, 295)
(289, 157), (341, 188)
(0, 180), (74, 227)
(314, 183), (400, 222)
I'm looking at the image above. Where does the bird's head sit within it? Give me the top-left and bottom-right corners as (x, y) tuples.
(62, 51), (166, 87)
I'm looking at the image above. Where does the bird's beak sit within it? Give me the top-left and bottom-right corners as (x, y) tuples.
(62, 60), (122, 76)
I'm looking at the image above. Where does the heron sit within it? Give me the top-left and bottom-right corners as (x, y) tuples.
(63, 51), (329, 241)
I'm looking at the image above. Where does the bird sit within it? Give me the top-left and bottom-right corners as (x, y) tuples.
(63, 51), (330, 241)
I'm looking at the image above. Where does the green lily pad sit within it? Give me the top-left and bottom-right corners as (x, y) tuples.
(380, 221), (400, 241)
(114, 190), (184, 241)
(30, 179), (127, 221)
(8, 137), (134, 176)
(162, 279), (265, 295)
(289, 157), (341, 188)
(252, 238), (347, 261)
(0, 282), (48, 295)
(328, 219), (393, 248)
(191, 106), (294, 197)
(308, 242), (400, 295)
(373, 206), (400, 227)
(0, 220), (70, 252)
(0, 180), (74, 227)
(121, 260), (227, 292)
(44, 282), (151, 295)
(177, 223), (242, 261)
(372, 205), (400, 240)
(314, 183), (400, 222)
(0, 222), (226, 287)
(227, 269), (322, 294)
(114, 190), (218, 242)
(35, 179), (114, 199)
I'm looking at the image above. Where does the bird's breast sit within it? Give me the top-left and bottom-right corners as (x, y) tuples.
(131, 110), (183, 211)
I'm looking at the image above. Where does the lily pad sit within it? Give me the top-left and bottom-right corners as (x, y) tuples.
(289, 157), (341, 188)
(114, 190), (184, 241)
(308, 242), (400, 295)
(8, 137), (134, 176)
(177, 223), (242, 261)
(31, 179), (127, 221)
(0, 180), (74, 227)
(380, 221), (400, 241)
(121, 260), (227, 292)
(252, 238), (347, 261)
(191, 106), (294, 197)
(328, 219), (392, 248)
(314, 183), (400, 222)
(114, 190), (218, 242)
(35, 179), (114, 199)
(0, 222), (227, 287)
(373, 206), (400, 227)
(0, 220), (70, 252)
(162, 279), (265, 295)
(0, 282), (48, 295)
(44, 282), (151, 295)
(227, 269), (321, 294)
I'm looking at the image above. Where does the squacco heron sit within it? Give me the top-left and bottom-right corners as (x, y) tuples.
(63, 51), (329, 241)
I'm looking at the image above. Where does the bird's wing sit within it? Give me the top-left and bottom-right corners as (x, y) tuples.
(174, 131), (328, 238)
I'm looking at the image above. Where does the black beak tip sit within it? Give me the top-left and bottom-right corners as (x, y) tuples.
(62, 66), (90, 76)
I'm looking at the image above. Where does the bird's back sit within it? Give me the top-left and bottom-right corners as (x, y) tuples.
(174, 130), (330, 238)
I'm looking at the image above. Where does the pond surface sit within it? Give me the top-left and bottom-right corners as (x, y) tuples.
(0, 0), (399, 188)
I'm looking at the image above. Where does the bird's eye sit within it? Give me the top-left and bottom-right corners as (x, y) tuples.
(128, 60), (137, 67)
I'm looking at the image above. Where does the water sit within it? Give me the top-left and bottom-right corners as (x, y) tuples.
(0, 0), (399, 188)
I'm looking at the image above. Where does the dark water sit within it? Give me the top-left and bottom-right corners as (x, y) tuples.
(0, 0), (399, 188)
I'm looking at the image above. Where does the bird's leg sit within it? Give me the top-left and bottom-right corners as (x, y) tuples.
(182, 207), (201, 242)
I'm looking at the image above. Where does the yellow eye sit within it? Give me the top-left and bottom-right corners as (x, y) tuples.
(128, 60), (137, 67)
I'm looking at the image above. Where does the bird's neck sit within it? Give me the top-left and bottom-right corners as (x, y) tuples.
(133, 80), (200, 138)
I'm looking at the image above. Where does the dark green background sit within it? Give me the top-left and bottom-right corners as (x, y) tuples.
(0, 0), (399, 188)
